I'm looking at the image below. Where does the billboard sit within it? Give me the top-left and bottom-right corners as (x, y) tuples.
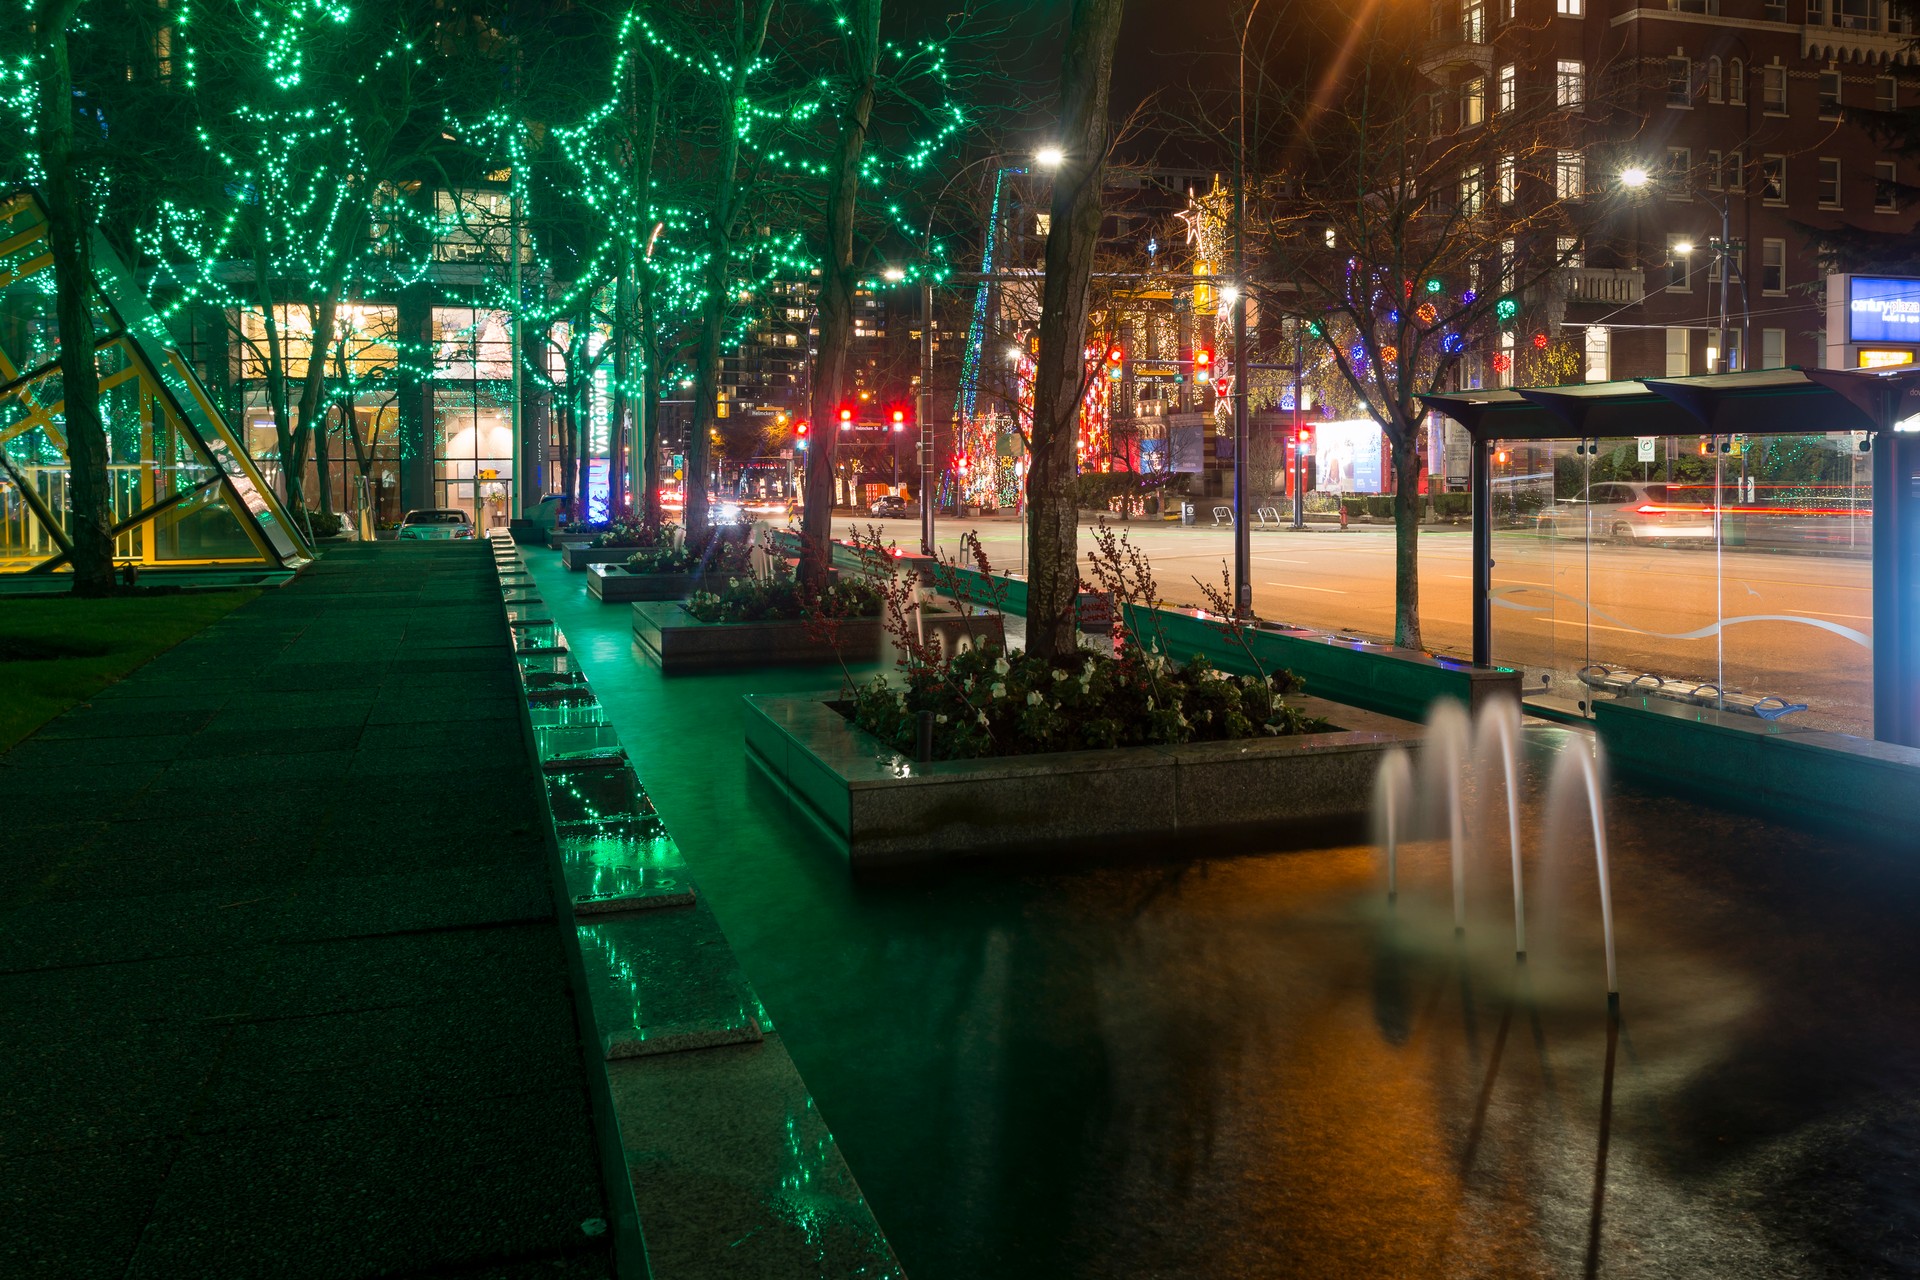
(1315, 420), (1384, 494)
(1846, 276), (1920, 344)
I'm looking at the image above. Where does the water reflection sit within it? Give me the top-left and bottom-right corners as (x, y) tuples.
(525, 548), (1920, 1280)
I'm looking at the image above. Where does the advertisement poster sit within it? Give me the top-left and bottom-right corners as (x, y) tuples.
(1315, 420), (1384, 494)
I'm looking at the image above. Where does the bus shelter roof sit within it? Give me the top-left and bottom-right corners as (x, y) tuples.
(1422, 366), (1920, 440)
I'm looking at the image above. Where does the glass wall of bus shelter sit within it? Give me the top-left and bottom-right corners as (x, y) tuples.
(1487, 431), (1874, 736)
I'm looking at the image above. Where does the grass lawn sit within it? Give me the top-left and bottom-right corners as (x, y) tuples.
(0, 590), (259, 751)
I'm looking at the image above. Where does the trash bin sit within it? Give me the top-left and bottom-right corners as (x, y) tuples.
(1181, 501), (1196, 526)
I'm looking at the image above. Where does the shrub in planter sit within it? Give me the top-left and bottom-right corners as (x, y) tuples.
(622, 526), (755, 576)
(591, 514), (675, 550)
(1364, 495), (1395, 521)
(683, 558), (881, 624)
(1432, 492), (1472, 519)
(1340, 496), (1368, 520)
(302, 510), (344, 537)
(842, 519), (1326, 761)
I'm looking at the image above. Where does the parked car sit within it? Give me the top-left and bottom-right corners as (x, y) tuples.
(396, 508), (476, 540)
(1535, 481), (1714, 542)
(868, 495), (911, 519)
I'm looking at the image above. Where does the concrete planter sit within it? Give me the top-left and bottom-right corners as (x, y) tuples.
(633, 602), (885, 673)
(547, 528), (597, 550)
(588, 564), (700, 602)
(564, 543), (651, 570)
(744, 689), (1422, 865)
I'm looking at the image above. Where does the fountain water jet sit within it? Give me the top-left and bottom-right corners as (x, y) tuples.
(1474, 700), (1527, 959)
(1420, 701), (1472, 934)
(1372, 748), (1413, 904)
(1548, 746), (1619, 1002)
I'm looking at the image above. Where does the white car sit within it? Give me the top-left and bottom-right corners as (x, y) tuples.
(396, 508), (475, 540)
(1536, 481), (1714, 542)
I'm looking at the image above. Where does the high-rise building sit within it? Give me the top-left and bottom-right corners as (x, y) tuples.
(1425, 0), (1920, 381)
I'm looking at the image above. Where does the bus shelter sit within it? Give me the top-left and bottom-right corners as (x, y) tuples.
(1425, 368), (1920, 748)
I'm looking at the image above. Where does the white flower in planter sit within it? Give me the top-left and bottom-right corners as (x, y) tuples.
(936, 714), (948, 724)
(1026, 691), (1043, 706)
(994, 656), (1010, 676)
(976, 711), (990, 727)
(1051, 669), (1067, 681)
(991, 682), (1006, 698)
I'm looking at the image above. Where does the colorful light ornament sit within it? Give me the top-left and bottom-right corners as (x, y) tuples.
(1415, 302), (1438, 326)
(1491, 353), (1512, 372)
(1495, 297), (1518, 323)
(1532, 331), (1550, 350)
(1425, 278), (1444, 294)
(1380, 345), (1399, 364)
(1441, 332), (1465, 354)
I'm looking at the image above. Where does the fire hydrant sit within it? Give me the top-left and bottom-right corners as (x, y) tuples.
(1338, 503), (1349, 531)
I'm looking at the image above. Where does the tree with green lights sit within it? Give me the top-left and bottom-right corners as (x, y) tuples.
(12, 0), (116, 593)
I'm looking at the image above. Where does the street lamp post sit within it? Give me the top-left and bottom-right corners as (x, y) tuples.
(909, 148), (1062, 557)
(1232, 0), (1266, 619)
(1620, 165), (1744, 373)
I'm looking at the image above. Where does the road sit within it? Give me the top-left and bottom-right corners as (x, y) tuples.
(827, 513), (1874, 734)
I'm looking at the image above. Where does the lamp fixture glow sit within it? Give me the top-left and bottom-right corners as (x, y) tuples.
(1220, 285), (1241, 305)
(1034, 146), (1065, 169)
(1620, 165), (1651, 189)
(882, 266), (905, 282)
(1673, 240), (1695, 256)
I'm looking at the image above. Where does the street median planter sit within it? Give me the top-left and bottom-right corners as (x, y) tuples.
(564, 543), (647, 570)
(632, 602), (885, 673)
(744, 689), (1422, 865)
(587, 563), (701, 602)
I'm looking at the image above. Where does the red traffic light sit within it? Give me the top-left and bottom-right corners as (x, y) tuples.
(1194, 349), (1212, 370)
(795, 421), (809, 438)
(1107, 345), (1124, 364)
(1296, 426), (1313, 443)
(838, 407), (854, 427)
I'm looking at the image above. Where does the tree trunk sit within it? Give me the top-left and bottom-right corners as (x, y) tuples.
(290, 294), (339, 516)
(1391, 429), (1423, 650)
(34, 4), (114, 595)
(801, 0), (881, 591)
(639, 274), (665, 525)
(1025, 0), (1127, 659)
(610, 249), (632, 518)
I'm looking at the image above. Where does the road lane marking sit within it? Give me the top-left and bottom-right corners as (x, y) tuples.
(1261, 581), (1348, 594)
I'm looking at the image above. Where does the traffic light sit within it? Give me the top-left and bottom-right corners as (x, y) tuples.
(1107, 345), (1124, 365)
(891, 409), (906, 432)
(1194, 349), (1212, 373)
(795, 421), (808, 438)
(838, 406), (854, 429)
(1296, 425), (1313, 446)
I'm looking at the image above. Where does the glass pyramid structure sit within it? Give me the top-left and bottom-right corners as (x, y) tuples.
(0, 188), (310, 576)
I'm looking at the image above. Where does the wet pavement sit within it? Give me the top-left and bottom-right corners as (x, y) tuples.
(0, 544), (610, 1279)
(528, 544), (1920, 1279)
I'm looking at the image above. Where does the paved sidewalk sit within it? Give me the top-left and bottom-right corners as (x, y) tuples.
(0, 544), (611, 1279)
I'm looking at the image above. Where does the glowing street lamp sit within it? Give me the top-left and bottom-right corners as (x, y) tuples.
(1620, 165), (1651, 190)
(1035, 146), (1065, 169)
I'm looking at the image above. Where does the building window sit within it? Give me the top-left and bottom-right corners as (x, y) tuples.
(1667, 327), (1691, 377)
(1819, 156), (1843, 206)
(1670, 0), (1718, 11)
(1502, 0), (1516, 20)
(1876, 159), (1899, 211)
(1498, 153), (1517, 202)
(1669, 55), (1693, 107)
(1764, 0), (1786, 14)
(1729, 146), (1746, 191)
(1500, 238), (1516, 290)
(1585, 326), (1610, 381)
(1763, 328), (1786, 368)
(1556, 150), (1585, 201)
(1430, 91), (1447, 134)
(1707, 149), (1724, 191)
(1709, 243), (1744, 284)
(1667, 146), (1692, 193)
(1498, 63), (1517, 112)
(1836, 0), (1883, 30)
(1558, 236), (1584, 267)
(1557, 59), (1585, 107)
(1462, 77), (1486, 126)
(1668, 235), (1694, 291)
(1763, 62), (1787, 112)
(1707, 57), (1723, 102)
(1820, 70), (1844, 117)
(1558, 0), (1582, 13)
(1879, 75), (1898, 110)
(1762, 238), (1786, 293)
(1463, 0), (1485, 42)
(1761, 154), (1787, 202)
(1809, 0), (1828, 21)
(1462, 165), (1485, 214)
(1499, 331), (1516, 386)
(1730, 59), (1746, 104)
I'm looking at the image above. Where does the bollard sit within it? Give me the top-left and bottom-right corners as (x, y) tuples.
(916, 710), (935, 763)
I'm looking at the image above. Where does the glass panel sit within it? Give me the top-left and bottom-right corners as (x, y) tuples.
(1714, 432), (1873, 734)
(1489, 441), (1580, 712)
